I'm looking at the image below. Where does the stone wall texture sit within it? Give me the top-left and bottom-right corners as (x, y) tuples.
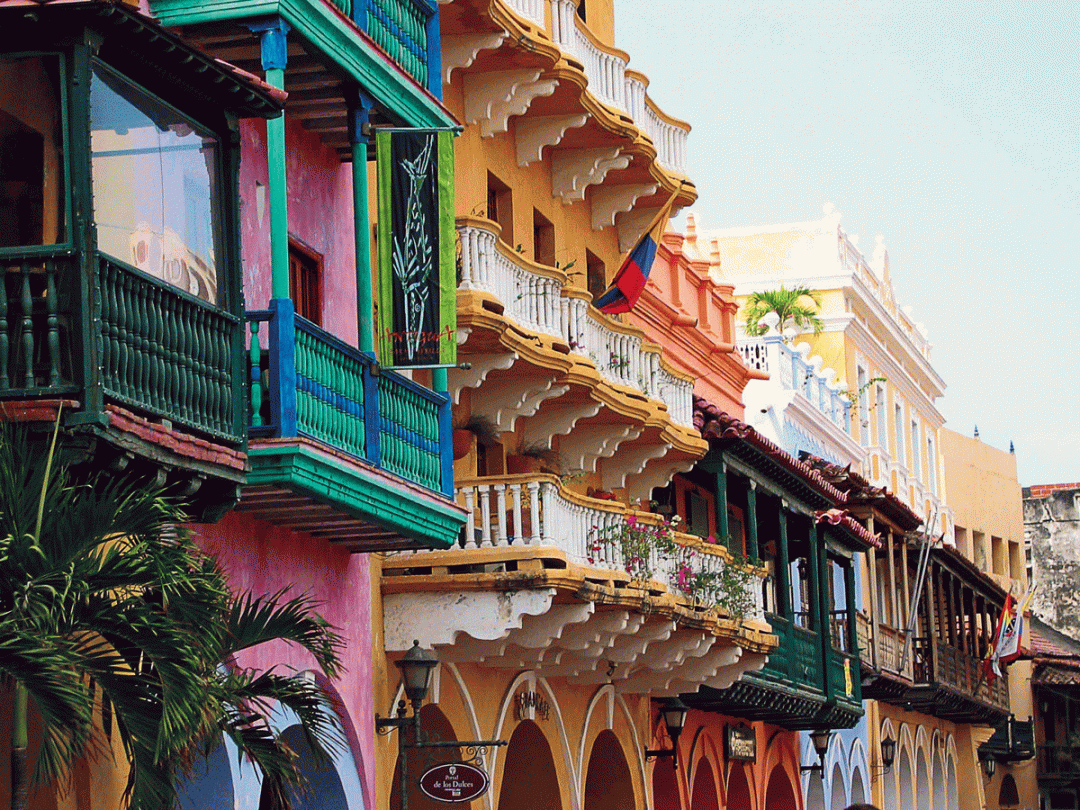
(1024, 485), (1080, 638)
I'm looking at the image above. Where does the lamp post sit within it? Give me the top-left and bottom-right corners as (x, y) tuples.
(644, 697), (690, 770)
(376, 642), (506, 810)
(376, 641), (438, 810)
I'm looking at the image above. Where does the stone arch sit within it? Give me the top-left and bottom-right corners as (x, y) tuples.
(584, 729), (634, 810)
(915, 742), (930, 810)
(269, 724), (350, 810)
(580, 685), (646, 810)
(726, 763), (752, 810)
(764, 762), (799, 810)
(498, 720), (562, 810)
(931, 742), (945, 810)
(946, 753), (958, 810)
(848, 734), (868, 806)
(850, 766), (867, 806)
(689, 756), (719, 810)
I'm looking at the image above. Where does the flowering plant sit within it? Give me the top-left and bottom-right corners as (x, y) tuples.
(588, 517), (759, 618)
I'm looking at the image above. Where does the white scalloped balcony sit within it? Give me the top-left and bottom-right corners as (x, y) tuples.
(493, 0), (689, 174)
(452, 473), (766, 623)
(457, 218), (695, 428)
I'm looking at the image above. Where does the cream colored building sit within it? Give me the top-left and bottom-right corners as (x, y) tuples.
(703, 205), (952, 539)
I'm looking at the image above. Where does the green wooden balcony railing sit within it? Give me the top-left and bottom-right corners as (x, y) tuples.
(247, 299), (452, 496)
(0, 250), (245, 442)
(353, 0), (440, 94)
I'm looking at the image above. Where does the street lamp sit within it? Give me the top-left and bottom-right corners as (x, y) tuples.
(645, 697), (690, 770)
(879, 735), (896, 773)
(801, 729), (832, 774)
(376, 641), (438, 810)
(982, 755), (997, 778)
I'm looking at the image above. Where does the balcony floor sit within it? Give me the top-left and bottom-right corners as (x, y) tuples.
(238, 437), (467, 551)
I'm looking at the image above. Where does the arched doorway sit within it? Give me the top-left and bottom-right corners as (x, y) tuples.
(850, 767), (867, 806)
(584, 730), (634, 810)
(897, 748), (913, 810)
(764, 763), (797, 810)
(178, 738), (235, 810)
(262, 724), (349, 810)
(916, 749), (930, 810)
(727, 763), (751, 810)
(497, 720), (562, 810)
(946, 756), (958, 809)
(391, 705), (464, 810)
(829, 763), (846, 809)
(690, 758), (718, 810)
(999, 774), (1020, 807)
(932, 750), (945, 810)
(653, 754), (681, 810)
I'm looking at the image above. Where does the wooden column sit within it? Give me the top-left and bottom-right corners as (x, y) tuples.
(867, 515), (879, 670)
(777, 503), (792, 621)
(715, 462), (729, 548)
(746, 480), (759, 560)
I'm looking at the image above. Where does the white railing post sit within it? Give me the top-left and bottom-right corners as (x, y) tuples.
(478, 484), (492, 548)
(528, 479), (543, 545)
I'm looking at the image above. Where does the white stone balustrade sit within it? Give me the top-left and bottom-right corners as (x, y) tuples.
(457, 221), (568, 338)
(454, 474), (765, 621)
(504, 0), (545, 26)
(458, 219), (694, 429)
(737, 336), (851, 432)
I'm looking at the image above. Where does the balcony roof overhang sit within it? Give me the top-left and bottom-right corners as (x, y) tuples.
(382, 547), (775, 695)
(149, 0), (457, 158)
(238, 438), (467, 551)
(903, 681), (1009, 726)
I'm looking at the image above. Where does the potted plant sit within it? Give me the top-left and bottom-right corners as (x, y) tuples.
(506, 442), (561, 475)
(452, 414), (499, 460)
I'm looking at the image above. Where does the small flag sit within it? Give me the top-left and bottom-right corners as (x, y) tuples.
(998, 584), (1036, 666)
(983, 592), (1013, 684)
(594, 189), (679, 314)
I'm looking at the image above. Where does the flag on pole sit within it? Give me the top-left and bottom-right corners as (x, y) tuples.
(997, 584), (1036, 667)
(376, 129), (456, 366)
(983, 592), (1013, 684)
(594, 189), (679, 314)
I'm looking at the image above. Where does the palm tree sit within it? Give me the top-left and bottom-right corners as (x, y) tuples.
(0, 420), (344, 810)
(742, 285), (825, 338)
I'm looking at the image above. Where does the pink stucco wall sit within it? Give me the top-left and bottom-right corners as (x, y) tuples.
(238, 117), (359, 346)
(192, 512), (375, 810)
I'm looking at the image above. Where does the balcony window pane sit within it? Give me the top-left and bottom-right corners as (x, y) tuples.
(90, 63), (220, 303)
(0, 55), (65, 248)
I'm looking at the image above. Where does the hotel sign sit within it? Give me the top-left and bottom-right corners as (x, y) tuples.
(726, 724), (757, 762)
(419, 762), (490, 803)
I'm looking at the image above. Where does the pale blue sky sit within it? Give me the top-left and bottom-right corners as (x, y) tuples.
(616, 0), (1079, 486)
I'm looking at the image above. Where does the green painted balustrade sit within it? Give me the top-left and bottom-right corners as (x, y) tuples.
(247, 299), (452, 495)
(354, 0), (439, 93)
(0, 251), (244, 442)
(98, 255), (240, 439)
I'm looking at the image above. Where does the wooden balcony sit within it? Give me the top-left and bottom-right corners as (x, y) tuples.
(857, 613), (917, 701)
(687, 612), (863, 730)
(0, 251), (247, 520)
(1039, 744), (1080, 786)
(904, 635), (1009, 724)
(238, 299), (466, 551)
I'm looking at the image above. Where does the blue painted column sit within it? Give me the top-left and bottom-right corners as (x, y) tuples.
(248, 18), (291, 300)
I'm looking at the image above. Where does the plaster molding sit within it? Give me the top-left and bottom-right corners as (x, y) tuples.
(472, 376), (569, 433)
(591, 183), (658, 230)
(522, 401), (603, 446)
(624, 455), (696, 503)
(562, 423), (642, 472)
(551, 147), (631, 204)
(600, 442), (669, 491)
(516, 114), (588, 166)
(449, 353), (516, 404)
(463, 69), (557, 138)
(442, 32), (507, 84)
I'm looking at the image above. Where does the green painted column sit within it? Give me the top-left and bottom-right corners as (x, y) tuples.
(350, 96), (374, 355)
(715, 462), (729, 548)
(777, 503), (791, 621)
(248, 19), (292, 300)
(746, 481), (759, 561)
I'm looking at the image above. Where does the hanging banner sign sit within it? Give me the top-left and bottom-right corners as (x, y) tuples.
(726, 724), (757, 762)
(376, 129), (456, 367)
(418, 762), (490, 804)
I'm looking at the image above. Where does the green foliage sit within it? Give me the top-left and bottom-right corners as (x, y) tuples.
(742, 285), (825, 338)
(0, 422), (344, 810)
(587, 515), (758, 618)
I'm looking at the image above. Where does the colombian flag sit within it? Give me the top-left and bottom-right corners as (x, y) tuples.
(595, 190), (679, 314)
